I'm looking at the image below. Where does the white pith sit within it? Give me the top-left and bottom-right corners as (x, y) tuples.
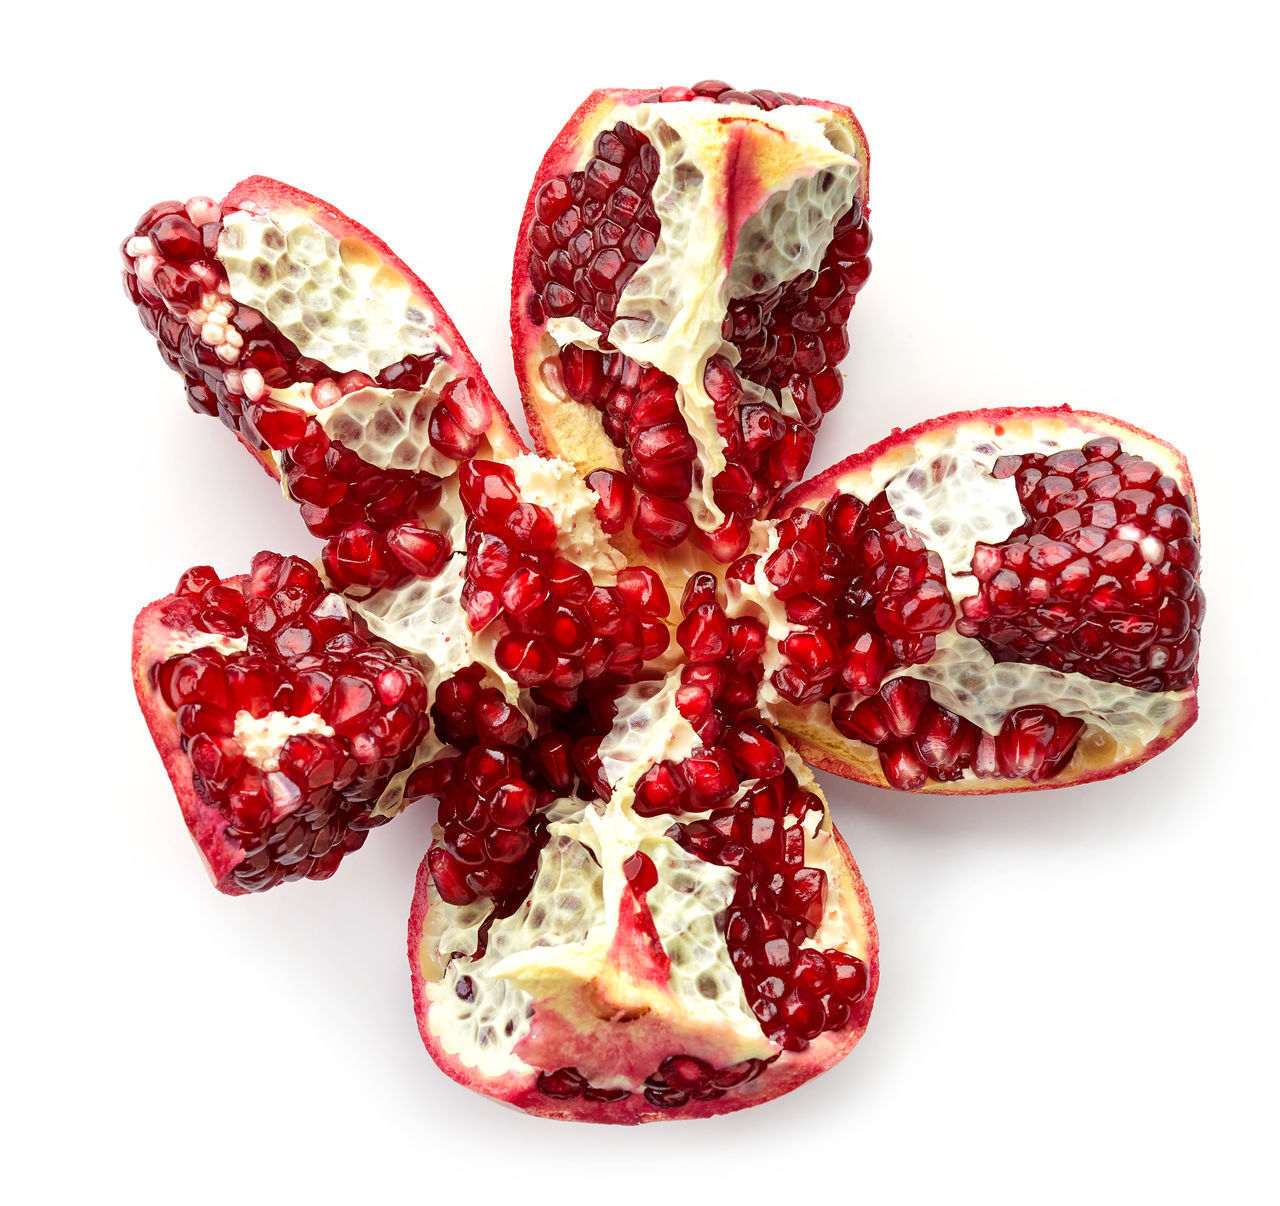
(351, 554), (509, 819)
(544, 101), (862, 532)
(416, 719), (869, 1090)
(596, 678), (699, 790)
(163, 631), (249, 658)
(509, 455), (626, 577)
(262, 359), (461, 473)
(351, 556), (478, 698)
(217, 208), (451, 376)
(233, 709), (336, 772)
(736, 417), (1192, 772)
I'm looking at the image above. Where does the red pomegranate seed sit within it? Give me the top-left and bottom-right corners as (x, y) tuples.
(632, 495), (692, 547)
(623, 850), (660, 893)
(495, 634), (555, 686)
(385, 524), (450, 579)
(616, 566), (670, 616)
(677, 603), (730, 661)
(586, 468), (633, 533)
(726, 723), (785, 779)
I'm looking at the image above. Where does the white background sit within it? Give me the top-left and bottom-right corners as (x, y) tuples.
(4, 2), (1276, 1202)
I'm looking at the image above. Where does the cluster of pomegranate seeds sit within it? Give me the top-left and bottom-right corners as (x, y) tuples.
(536, 1052), (775, 1109)
(407, 747), (551, 907)
(630, 575), (780, 816)
(676, 572), (767, 725)
(562, 348), (697, 504)
(123, 199), (492, 598)
(525, 122), (660, 333)
(638, 1053), (774, 1108)
(707, 194), (871, 533)
(534, 1067), (631, 1104)
(831, 677), (1083, 789)
(958, 437), (1204, 691)
(558, 348), (705, 551)
(411, 667), (615, 906)
(671, 768), (870, 1051)
(431, 662), (530, 749)
(751, 493), (954, 706)
(719, 198), (869, 463)
(280, 407), (455, 598)
(155, 553), (430, 891)
(458, 461), (670, 708)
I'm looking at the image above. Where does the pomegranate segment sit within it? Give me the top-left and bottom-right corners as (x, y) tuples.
(513, 85), (872, 558)
(771, 407), (1202, 793)
(133, 554), (432, 894)
(124, 182), (523, 599)
(409, 712), (877, 1124)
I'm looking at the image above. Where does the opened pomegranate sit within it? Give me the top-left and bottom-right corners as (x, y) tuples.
(123, 82), (1202, 1122)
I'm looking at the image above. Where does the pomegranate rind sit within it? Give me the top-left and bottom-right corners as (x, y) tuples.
(132, 583), (249, 895)
(408, 806), (878, 1124)
(221, 175), (527, 462)
(510, 88), (869, 476)
(775, 404), (1200, 793)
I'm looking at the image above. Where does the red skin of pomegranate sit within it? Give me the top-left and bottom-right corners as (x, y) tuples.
(408, 823), (878, 1124)
(776, 405), (1200, 792)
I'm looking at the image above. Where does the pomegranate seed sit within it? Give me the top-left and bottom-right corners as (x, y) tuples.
(586, 468), (633, 533)
(495, 634), (554, 685)
(616, 566), (670, 616)
(623, 850), (660, 893)
(677, 603), (730, 661)
(385, 524), (450, 579)
(726, 723), (785, 778)
(632, 494), (692, 547)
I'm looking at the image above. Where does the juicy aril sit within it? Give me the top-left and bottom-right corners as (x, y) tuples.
(122, 82), (1202, 1122)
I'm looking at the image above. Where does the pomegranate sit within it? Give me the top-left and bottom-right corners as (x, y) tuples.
(122, 82), (1203, 1122)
